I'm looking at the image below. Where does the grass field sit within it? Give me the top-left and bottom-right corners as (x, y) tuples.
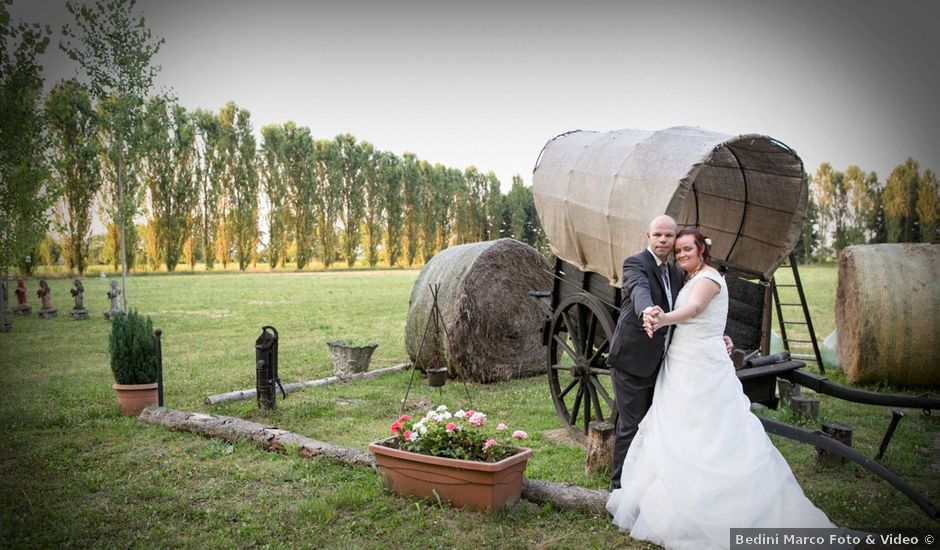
(0, 265), (937, 548)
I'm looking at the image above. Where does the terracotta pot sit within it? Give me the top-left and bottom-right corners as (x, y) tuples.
(112, 382), (159, 416)
(368, 439), (532, 511)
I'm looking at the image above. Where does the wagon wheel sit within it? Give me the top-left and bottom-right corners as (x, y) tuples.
(548, 292), (617, 443)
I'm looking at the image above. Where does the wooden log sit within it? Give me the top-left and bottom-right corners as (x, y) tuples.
(777, 378), (801, 403)
(584, 421), (614, 476)
(204, 363), (411, 405)
(816, 422), (853, 468)
(789, 395), (820, 418)
(138, 406), (610, 515)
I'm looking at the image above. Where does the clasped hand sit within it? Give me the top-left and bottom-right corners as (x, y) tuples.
(643, 306), (665, 338)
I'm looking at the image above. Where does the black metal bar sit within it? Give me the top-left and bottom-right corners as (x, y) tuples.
(786, 369), (940, 410)
(757, 415), (938, 520)
(154, 328), (164, 407)
(722, 145), (750, 263)
(876, 408), (905, 461)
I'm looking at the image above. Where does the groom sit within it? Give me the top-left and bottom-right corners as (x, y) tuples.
(606, 215), (682, 490)
(605, 215), (732, 490)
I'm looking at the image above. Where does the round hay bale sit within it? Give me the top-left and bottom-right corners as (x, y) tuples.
(835, 243), (940, 386)
(405, 238), (552, 384)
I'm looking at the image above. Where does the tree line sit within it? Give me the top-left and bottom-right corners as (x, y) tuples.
(1, 0), (547, 280)
(38, 90), (549, 274)
(795, 160), (938, 262)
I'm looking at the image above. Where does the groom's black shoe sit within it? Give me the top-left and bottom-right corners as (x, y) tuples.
(609, 482), (620, 491)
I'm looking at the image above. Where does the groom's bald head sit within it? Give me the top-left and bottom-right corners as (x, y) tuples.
(646, 215), (678, 262)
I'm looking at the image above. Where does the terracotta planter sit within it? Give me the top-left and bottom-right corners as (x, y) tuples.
(112, 382), (159, 416)
(368, 439), (532, 511)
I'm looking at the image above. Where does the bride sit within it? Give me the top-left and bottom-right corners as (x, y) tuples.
(606, 227), (834, 549)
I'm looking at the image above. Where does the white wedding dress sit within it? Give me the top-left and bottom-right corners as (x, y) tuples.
(606, 270), (834, 549)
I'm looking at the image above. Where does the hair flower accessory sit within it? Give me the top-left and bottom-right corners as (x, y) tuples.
(704, 238), (712, 246)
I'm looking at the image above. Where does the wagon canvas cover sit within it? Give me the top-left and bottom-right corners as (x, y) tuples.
(532, 126), (808, 285)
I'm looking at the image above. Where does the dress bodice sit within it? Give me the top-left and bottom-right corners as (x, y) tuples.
(673, 269), (727, 341)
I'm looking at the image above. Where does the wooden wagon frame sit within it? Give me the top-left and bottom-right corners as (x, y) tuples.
(530, 127), (940, 519)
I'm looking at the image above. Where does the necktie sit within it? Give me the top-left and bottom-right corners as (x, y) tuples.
(660, 263), (673, 310)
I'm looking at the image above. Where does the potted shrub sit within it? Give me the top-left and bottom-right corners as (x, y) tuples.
(109, 309), (158, 415)
(368, 405), (531, 511)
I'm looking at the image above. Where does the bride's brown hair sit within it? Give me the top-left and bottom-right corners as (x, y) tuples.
(676, 227), (711, 265)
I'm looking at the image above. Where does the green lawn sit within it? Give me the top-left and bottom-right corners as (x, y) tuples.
(0, 265), (936, 549)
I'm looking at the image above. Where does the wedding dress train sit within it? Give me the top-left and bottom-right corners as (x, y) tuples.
(606, 270), (833, 549)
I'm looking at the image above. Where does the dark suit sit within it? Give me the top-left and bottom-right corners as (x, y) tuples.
(607, 249), (683, 489)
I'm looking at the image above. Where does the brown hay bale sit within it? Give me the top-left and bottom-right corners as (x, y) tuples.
(835, 243), (940, 386)
(405, 239), (552, 383)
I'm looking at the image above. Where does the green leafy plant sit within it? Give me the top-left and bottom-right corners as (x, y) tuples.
(109, 309), (157, 384)
(382, 405), (528, 462)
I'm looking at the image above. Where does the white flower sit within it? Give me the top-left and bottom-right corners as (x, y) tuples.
(419, 426), (428, 434)
(440, 411), (452, 420)
(454, 409), (466, 418)
(436, 405), (448, 412)
(409, 431), (420, 442)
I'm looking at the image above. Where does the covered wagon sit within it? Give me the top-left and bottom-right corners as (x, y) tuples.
(530, 126), (939, 518)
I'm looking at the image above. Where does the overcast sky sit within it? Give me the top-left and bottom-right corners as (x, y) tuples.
(12, 0), (940, 190)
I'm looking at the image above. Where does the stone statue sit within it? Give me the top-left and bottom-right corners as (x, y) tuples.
(69, 278), (90, 320)
(13, 277), (31, 315)
(104, 279), (122, 320)
(37, 279), (58, 319)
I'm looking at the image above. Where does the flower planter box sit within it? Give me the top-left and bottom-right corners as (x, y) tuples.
(369, 438), (531, 511)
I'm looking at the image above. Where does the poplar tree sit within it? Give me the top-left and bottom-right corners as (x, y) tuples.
(505, 175), (529, 242)
(141, 96), (196, 272)
(193, 108), (222, 269)
(377, 151), (403, 266)
(418, 160), (438, 262)
(0, 4), (55, 332)
(916, 169), (938, 242)
(360, 143), (384, 267)
(61, 0), (163, 310)
(46, 78), (101, 274)
(218, 103), (258, 270)
(883, 158), (920, 242)
(844, 165), (878, 246)
(284, 124), (316, 269)
(259, 124), (289, 268)
(313, 139), (342, 267)
(813, 163), (849, 254)
(335, 134), (366, 267)
(401, 152), (422, 266)
(484, 171), (503, 240)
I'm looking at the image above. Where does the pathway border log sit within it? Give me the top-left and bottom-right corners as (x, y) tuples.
(138, 406), (608, 515)
(204, 363), (412, 405)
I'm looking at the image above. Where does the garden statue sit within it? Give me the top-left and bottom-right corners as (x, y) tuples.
(37, 279), (58, 319)
(13, 277), (31, 315)
(69, 279), (90, 320)
(104, 279), (122, 320)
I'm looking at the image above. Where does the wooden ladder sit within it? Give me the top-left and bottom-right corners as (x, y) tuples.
(771, 252), (825, 374)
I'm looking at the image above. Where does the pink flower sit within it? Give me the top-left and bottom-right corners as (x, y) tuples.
(512, 430), (528, 439)
(468, 412), (486, 427)
(466, 409), (475, 418)
(483, 438), (498, 450)
(404, 429), (412, 440)
(496, 423), (508, 431)
(445, 422), (457, 432)
(390, 421), (402, 434)
(398, 414), (411, 423)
